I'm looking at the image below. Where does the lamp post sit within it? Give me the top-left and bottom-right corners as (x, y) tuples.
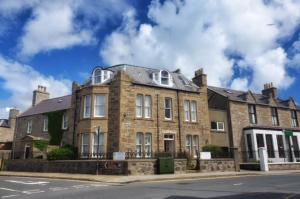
(96, 126), (101, 175)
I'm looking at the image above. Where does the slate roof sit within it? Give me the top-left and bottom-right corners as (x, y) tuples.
(208, 86), (300, 110)
(88, 64), (200, 92)
(19, 95), (72, 117)
(0, 119), (9, 128)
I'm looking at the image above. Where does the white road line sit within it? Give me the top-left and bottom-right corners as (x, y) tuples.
(1, 195), (19, 198)
(90, 184), (108, 187)
(49, 187), (69, 191)
(72, 185), (90, 189)
(5, 180), (49, 185)
(22, 189), (45, 195)
(0, 188), (20, 192)
(233, 183), (243, 186)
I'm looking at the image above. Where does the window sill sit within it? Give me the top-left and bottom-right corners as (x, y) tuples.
(211, 130), (226, 133)
(183, 121), (199, 124)
(163, 119), (175, 123)
(135, 118), (154, 121)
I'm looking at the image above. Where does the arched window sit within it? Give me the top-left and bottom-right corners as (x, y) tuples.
(161, 70), (169, 85)
(94, 69), (102, 84)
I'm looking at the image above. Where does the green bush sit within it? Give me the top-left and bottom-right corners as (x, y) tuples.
(47, 147), (74, 160)
(202, 145), (222, 157)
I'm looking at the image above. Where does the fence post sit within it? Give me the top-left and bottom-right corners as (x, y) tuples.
(233, 148), (240, 172)
(259, 147), (269, 172)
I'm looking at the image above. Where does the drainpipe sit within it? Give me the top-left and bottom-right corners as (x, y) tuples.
(176, 90), (182, 152)
(72, 89), (79, 153)
(156, 94), (160, 152)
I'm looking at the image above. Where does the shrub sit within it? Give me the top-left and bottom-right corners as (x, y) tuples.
(202, 145), (222, 157)
(47, 147), (74, 160)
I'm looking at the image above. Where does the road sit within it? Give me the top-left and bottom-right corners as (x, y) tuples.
(0, 174), (300, 199)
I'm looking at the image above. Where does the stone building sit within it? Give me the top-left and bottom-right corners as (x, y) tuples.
(13, 86), (71, 159)
(13, 64), (211, 159)
(208, 83), (300, 163)
(0, 109), (19, 151)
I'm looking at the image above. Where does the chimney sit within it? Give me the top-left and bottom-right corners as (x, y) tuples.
(32, 85), (50, 106)
(8, 108), (19, 128)
(262, 82), (277, 99)
(192, 68), (207, 87)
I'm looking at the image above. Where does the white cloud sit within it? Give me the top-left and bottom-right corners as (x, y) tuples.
(100, 0), (300, 91)
(0, 55), (71, 118)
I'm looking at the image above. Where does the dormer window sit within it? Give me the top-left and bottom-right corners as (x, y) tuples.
(161, 70), (170, 85)
(152, 70), (173, 87)
(92, 68), (112, 85)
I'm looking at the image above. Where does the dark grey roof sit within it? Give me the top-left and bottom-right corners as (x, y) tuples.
(90, 64), (200, 92)
(0, 119), (9, 128)
(208, 86), (299, 110)
(19, 95), (71, 117)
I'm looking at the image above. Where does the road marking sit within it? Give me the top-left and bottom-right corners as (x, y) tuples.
(72, 185), (90, 189)
(49, 187), (69, 191)
(90, 184), (108, 187)
(22, 189), (45, 195)
(233, 183), (243, 186)
(5, 180), (49, 185)
(1, 195), (19, 198)
(0, 188), (20, 192)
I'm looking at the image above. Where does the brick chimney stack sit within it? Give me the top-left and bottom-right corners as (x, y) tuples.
(262, 82), (277, 99)
(8, 108), (19, 128)
(192, 68), (207, 87)
(32, 85), (50, 106)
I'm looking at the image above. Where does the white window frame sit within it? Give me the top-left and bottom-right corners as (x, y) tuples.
(94, 94), (106, 117)
(136, 94), (143, 118)
(164, 98), (173, 120)
(43, 117), (48, 132)
(27, 120), (32, 134)
(192, 135), (199, 157)
(184, 100), (190, 122)
(93, 69), (102, 84)
(83, 95), (91, 118)
(291, 110), (298, 127)
(92, 131), (104, 157)
(152, 70), (173, 87)
(92, 69), (112, 85)
(186, 135), (192, 153)
(62, 112), (68, 130)
(144, 133), (152, 157)
(211, 121), (225, 132)
(81, 133), (90, 157)
(144, 95), (152, 119)
(191, 101), (197, 122)
(136, 133), (143, 158)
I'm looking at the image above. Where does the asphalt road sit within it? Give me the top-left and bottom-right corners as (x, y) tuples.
(0, 174), (300, 199)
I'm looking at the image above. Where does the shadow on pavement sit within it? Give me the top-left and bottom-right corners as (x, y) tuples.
(165, 192), (300, 199)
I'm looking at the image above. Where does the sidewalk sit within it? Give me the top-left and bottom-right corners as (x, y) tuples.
(1, 170), (300, 184)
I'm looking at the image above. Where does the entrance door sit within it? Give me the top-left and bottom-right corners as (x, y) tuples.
(164, 134), (175, 154)
(24, 145), (30, 159)
(292, 136), (300, 159)
(285, 136), (293, 162)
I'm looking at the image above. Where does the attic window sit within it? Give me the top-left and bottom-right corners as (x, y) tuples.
(152, 70), (173, 87)
(92, 68), (112, 85)
(161, 70), (170, 85)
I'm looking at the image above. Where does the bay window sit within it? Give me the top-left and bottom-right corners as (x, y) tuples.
(81, 133), (89, 157)
(83, 95), (91, 118)
(94, 94), (106, 117)
(144, 95), (152, 118)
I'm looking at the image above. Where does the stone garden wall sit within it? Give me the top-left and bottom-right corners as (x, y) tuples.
(199, 159), (236, 172)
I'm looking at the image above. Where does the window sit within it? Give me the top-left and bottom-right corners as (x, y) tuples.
(256, 134), (264, 148)
(191, 101), (197, 122)
(136, 133), (143, 157)
(266, 134), (275, 158)
(92, 131), (104, 157)
(43, 117), (48, 132)
(144, 95), (152, 118)
(184, 100), (190, 121)
(291, 110), (299, 127)
(27, 120), (32, 134)
(211, 121), (225, 132)
(136, 95), (143, 118)
(248, 104), (257, 124)
(246, 134), (253, 158)
(277, 135), (285, 158)
(165, 98), (172, 120)
(186, 135), (199, 157)
(83, 95), (91, 118)
(94, 69), (102, 84)
(161, 70), (170, 85)
(292, 136), (300, 158)
(94, 94), (106, 117)
(62, 112), (68, 130)
(271, 107), (279, 126)
(144, 133), (152, 157)
(81, 133), (89, 157)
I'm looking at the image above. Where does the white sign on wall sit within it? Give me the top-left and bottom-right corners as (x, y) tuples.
(113, 152), (126, 160)
(200, 152), (211, 160)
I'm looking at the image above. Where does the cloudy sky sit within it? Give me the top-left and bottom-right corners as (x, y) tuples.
(0, 0), (300, 118)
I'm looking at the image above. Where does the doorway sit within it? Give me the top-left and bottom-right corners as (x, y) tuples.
(164, 134), (175, 154)
(24, 145), (31, 159)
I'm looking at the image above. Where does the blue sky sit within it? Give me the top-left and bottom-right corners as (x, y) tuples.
(0, 0), (300, 118)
